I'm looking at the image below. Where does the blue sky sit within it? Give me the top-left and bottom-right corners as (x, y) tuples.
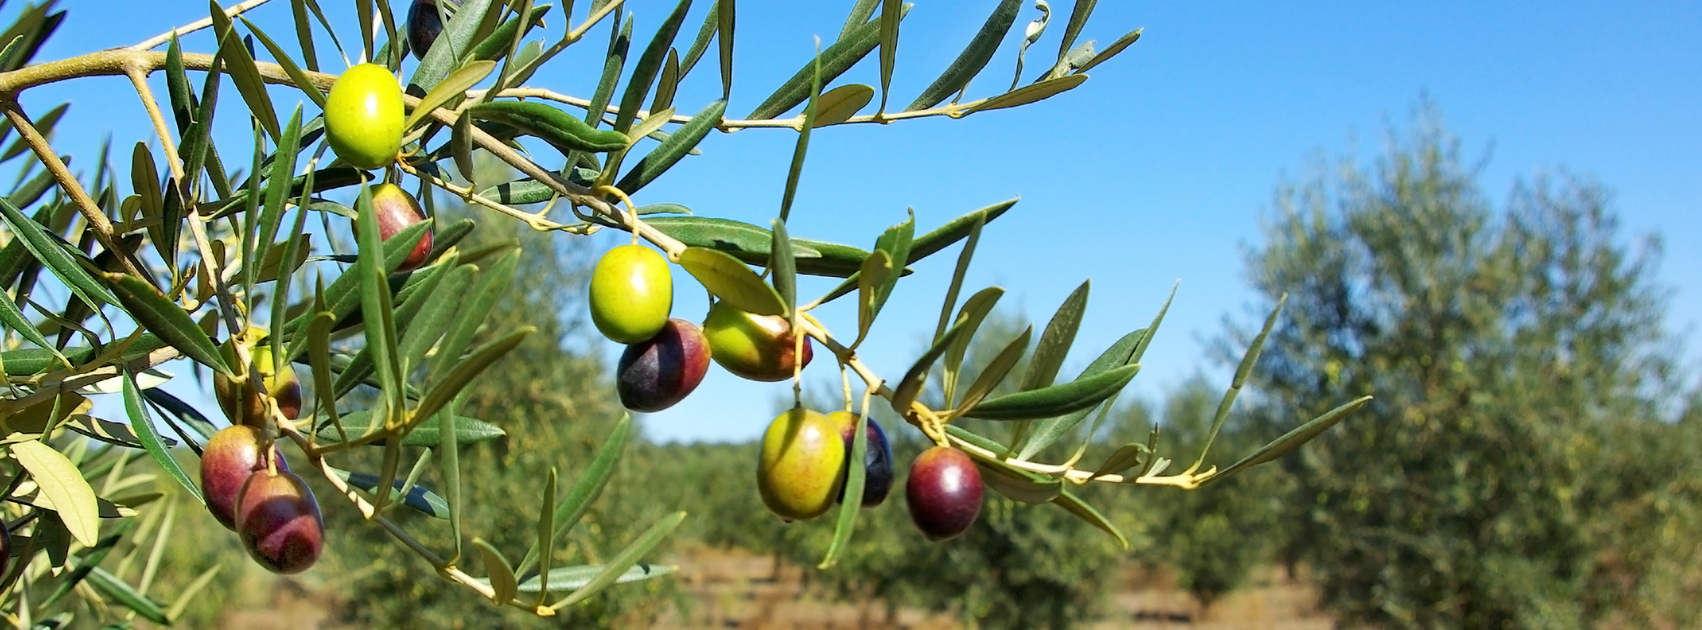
(22, 1), (1702, 443)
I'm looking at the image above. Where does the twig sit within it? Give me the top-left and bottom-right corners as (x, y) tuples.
(470, 87), (978, 131)
(130, 0), (276, 51)
(0, 103), (148, 280)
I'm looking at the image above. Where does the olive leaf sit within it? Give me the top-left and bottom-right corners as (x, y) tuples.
(677, 247), (785, 316)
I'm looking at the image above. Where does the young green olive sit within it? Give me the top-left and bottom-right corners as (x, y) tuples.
(757, 408), (846, 522)
(589, 244), (673, 344)
(324, 63), (404, 170)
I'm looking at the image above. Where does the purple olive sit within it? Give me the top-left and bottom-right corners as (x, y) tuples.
(617, 318), (711, 412)
(407, 0), (445, 61)
(826, 411), (894, 508)
(200, 425), (289, 531)
(236, 469), (324, 574)
(906, 446), (983, 541)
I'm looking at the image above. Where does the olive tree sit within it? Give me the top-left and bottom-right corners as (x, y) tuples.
(1234, 107), (1697, 629)
(0, 0), (1363, 624)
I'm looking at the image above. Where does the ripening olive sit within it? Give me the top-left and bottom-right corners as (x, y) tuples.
(324, 63), (404, 170)
(826, 411), (895, 508)
(617, 318), (711, 412)
(702, 302), (813, 382)
(367, 183), (433, 272)
(406, 0), (445, 61)
(200, 425), (289, 531)
(213, 331), (302, 428)
(589, 244), (673, 344)
(236, 469), (325, 574)
(757, 408), (846, 522)
(906, 446), (983, 541)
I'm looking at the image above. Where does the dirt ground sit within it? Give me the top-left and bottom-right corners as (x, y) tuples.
(649, 546), (1335, 630)
(213, 545), (1334, 629)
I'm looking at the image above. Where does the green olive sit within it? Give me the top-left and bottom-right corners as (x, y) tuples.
(324, 63), (404, 170)
(757, 408), (846, 522)
(702, 302), (813, 382)
(589, 244), (673, 344)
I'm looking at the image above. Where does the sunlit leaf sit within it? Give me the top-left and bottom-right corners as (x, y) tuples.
(967, 73), (1087, 114)
(904, 0), (1020, 111)
(121, 370), (201, 502)
(677, 247), (784, 315)
(11, 440), (99, 546)
(964, 363), (1140, 421)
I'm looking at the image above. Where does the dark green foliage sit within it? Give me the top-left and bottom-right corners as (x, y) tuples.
(1235, 106), (1700, 629)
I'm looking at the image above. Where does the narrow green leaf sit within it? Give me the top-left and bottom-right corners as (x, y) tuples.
(165, 565), (222, 623)
(780, 45), (822, 222)
(210, 1), (280, 140)
(1020, 280), (1089, 391)
(746, 3), (909, 119)
(1187, 294), (1284, 475)
(440, 396), (464, 562)
(414, 328), (532, 426)
(130, 143), (163, 229)
(354, 183), (406, 420)
(818, 410), (868, 569)
(549, 511), (686, 610)
(452, 110), (476, 184)
(0, 286), (62, 362)
(1213, 396), (1373, 481)
(975, 457), (1061, 504)
(579, 12), (632, 133)
(1051, 487), (1127, 549)
(1090, 442), (1150, 479)
(770, 219), (797, 321)
(904, 0), (1021, 111)
(613, 0), (693, 136)
(289, 0), (320, 71)
(120, 370), (201, 503)
(1075, 27), (1140, 74)
(408, 0), (493, 93)
(892, 314), (969, 414)
(475, 538), (519, 605)
(626, 107), (676, 144)
(240, 16), (327, 108)
(954, 325), (1031, 413)
(677, 247), (784, 316)
(0, 197), (117, 311)
(645, 215), (890, 278)
(650, 48), (681, 113)
(398, 265), (474, 376)
(1055, 0), (1096, 67)
(1015, 328), (1146, 460)
(614, 98), (725, 195)
(819, 197), (1015, 307)
(532, 467), (558, 604)
(940, 286), (1004, 401)
(867, 211), (914, 326)
(678, 3), (717, 80)
(517, 414), (632, 576)
(716, 0), (734, 98)
(85, 567), (170, 624)
(252, 106), (304, 293)
(334, 469), (452, 517)
(967, 73), (1087, 114)
(428, 248), (519, 382)
(813, 84), (874, 127)
(852, 250), (891, 348)
(104, 273), (230, 376)
(839, 0), (879, 41)
(468, 101), (631, 153)
(315, 410), (505, 447)
(513, 563), (677, 593)
(877, 0), (900, 111)
(964, 363), (1140, 421)
(405, 60), (496, 131)
(12, 440), (100, 546)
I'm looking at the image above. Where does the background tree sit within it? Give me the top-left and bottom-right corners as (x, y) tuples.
(1234, 106), (1699, 629)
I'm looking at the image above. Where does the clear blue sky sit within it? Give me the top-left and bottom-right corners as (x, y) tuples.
(24, 2), (1702, 443)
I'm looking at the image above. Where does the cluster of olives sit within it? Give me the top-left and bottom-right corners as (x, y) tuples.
(756, 408), (984, 540)
(590, 244), (815, 411)
(203, 332), (324, 574)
